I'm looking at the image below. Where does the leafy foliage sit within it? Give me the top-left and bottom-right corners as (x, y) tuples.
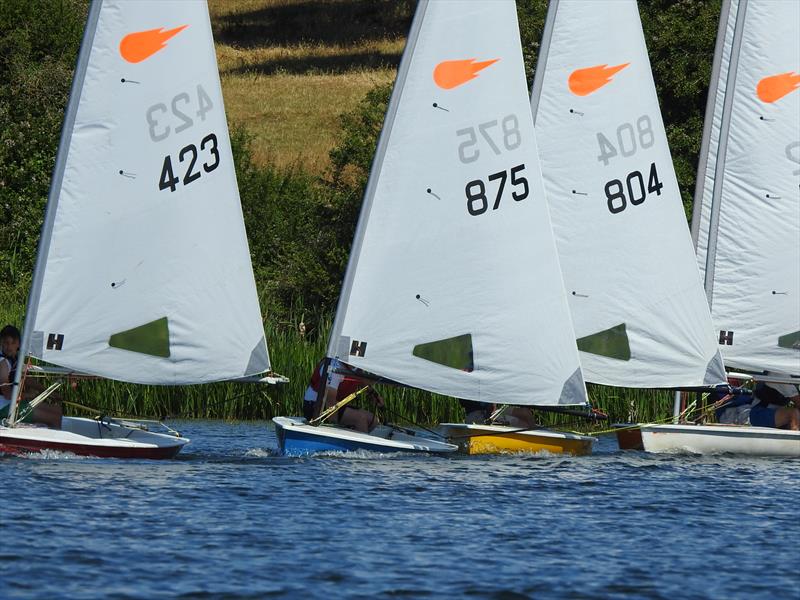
(0, 0), (87, 289)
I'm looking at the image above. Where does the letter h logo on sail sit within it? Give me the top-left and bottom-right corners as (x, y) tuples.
(47, 333), (65, 351)
(718, 330), (734, 346)
(350, 340), (367, 357)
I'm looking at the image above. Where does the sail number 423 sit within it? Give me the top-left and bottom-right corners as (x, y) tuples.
(159, 133), (220, 192)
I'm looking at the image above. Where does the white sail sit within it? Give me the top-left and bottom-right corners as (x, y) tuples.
(327, 0), (586, 406)
(530, 0), (726, 387)
(24, 0), (269, 385)
(692, 0), (800, 377)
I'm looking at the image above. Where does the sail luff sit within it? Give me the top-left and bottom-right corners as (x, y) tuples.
(697, 0), (750, 305)
(529, 0), (559, 121)
(689, 0), (735, 257)
(326, 0), (430, 360)
(8, 0), (104, 425)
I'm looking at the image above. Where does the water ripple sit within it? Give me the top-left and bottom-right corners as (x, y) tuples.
(0, 422), (797, 599)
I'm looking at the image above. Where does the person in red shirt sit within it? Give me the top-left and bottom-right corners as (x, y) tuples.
(302, 358), (383, 432)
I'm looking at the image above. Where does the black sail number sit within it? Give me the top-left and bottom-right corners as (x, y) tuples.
(179, 144), (200, 185)
(201, 133), (220, 172)
(604, 162), (663, 214)
(158, 132), (220, 192)
(466, 163), (529, 216)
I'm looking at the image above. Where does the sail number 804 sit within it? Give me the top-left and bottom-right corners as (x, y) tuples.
(605, 162), (662, 214)
(466, 164), (529, 216)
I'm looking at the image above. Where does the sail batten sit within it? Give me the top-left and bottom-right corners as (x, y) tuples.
(530, 0), (727, 388)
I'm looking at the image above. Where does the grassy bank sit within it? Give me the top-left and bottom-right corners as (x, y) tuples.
(1, 0), (715, 430)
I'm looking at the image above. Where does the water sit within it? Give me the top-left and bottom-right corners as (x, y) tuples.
(1, 421), (797, 599)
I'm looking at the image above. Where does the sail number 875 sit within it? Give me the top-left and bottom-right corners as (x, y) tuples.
(466, 164), (529, 216)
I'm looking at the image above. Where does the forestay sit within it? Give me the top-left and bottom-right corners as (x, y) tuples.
(530, 0), (726, 387)
(327, 0), (586, 406)
(692, 0), (800, 377)
(24, 0), (269, 384)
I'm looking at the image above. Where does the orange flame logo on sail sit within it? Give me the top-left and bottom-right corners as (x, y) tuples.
(756, 72), (800, 103)
(568, 63), (630, 96)
(433, 58), (499, 90)
(119, 25), (188, 63)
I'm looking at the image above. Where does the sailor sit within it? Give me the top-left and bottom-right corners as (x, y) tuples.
(303, 357), (383, 433)
(750, 374), (800, 430)
(0, 325), (62, 428)
(458, 399), (535, 428)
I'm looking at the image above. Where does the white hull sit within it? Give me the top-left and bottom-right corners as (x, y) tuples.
(0, 416), (189, 459)
(641, 424), (800, 457)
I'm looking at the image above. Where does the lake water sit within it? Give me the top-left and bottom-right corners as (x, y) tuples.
(1, 421), (797, 599)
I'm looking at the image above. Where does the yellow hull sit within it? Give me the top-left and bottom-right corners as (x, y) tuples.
(440, 424), (595, 456)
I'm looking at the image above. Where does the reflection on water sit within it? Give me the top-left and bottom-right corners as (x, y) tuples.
(1, 421), (797, 599)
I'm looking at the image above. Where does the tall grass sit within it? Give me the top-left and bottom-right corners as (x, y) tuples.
(14, 305), (673, 429)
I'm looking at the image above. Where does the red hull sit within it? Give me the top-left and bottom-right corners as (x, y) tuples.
(0, 436), (185, 459)
(615, 425), (644, 450)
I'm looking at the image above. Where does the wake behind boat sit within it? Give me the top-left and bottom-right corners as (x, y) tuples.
(1, 0), (285, 459)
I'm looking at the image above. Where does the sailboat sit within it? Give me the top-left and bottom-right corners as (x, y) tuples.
(273, 0), (595, 456)
(0, 0), (281, 459)
(529, 0), (728, 439)
(640, 0), (800, 456)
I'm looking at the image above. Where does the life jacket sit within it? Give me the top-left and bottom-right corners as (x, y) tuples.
(1, 354), (16, 383)
(753, 382), (791, 408)
(306, 359), (363, 402)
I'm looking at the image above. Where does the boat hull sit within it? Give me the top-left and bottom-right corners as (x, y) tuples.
(273, 416), (457, 456)
(0, 416), (189, 459)
(614, 423), (644, 450)
(641, 424), (800, 457)
(439, 423), (596, 456)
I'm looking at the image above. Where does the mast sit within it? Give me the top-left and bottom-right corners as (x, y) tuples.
(695, 0), (749, 305)
(8, 0), (104, 425)
(529, 0), (558, 120)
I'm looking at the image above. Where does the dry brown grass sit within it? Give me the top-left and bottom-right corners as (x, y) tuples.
(220, 68), (396, 170)
(208, 0), (410, 170)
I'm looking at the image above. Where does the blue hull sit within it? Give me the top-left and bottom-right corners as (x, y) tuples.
(276, 421), (411, 456)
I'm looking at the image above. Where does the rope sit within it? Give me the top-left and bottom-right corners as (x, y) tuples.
(376, 404), (446, 440)
(14, 382), (62, 423)
(61, 400), (182, 437)
(309, 386), (368, 425)
(578, 398), (703, 436)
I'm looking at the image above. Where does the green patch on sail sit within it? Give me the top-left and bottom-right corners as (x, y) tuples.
(109, 317), (170, 358)
(778, 331), (800, 350)
(413, 333), (473, 371)
(577, 323), (631, 361)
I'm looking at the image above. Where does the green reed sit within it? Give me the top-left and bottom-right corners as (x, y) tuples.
(1, 296), (675, 426)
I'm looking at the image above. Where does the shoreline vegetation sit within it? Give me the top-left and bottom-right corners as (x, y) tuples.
(1, 0), (719, 428)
